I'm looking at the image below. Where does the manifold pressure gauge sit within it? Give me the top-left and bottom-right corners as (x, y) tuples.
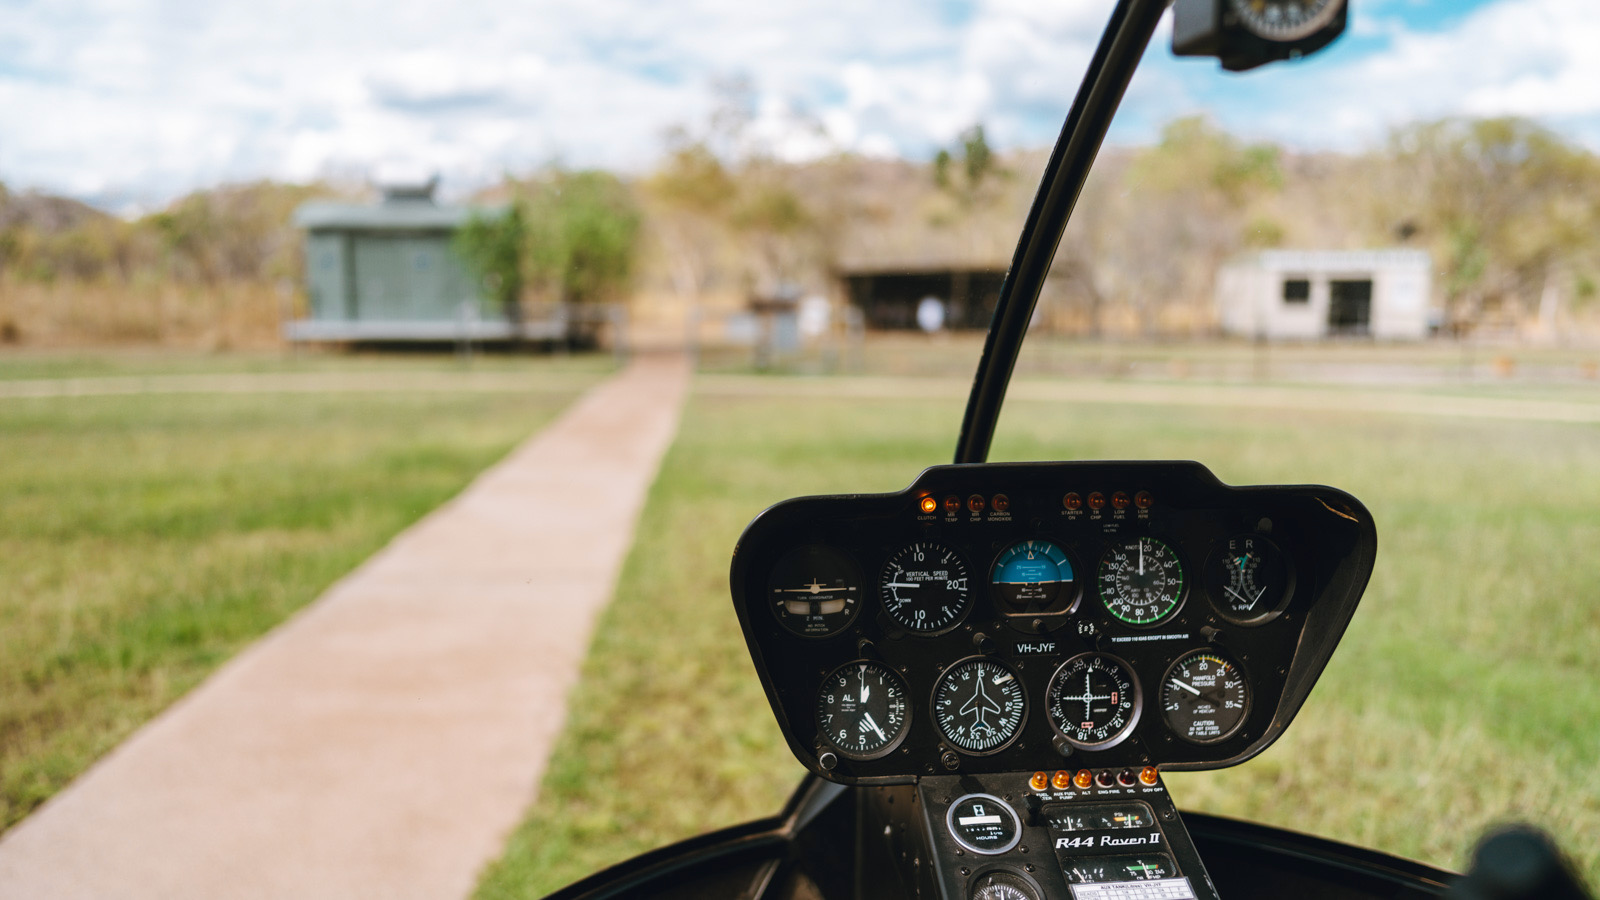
(816, 660), (910, 760)
(1229, 0), (1343, 41)
(1162, 650), (1250, 744)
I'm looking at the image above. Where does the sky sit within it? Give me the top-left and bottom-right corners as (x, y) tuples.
(3, 0), (1600, 213)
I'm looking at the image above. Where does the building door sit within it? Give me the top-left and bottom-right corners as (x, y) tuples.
(1328, 279), (1373, 336)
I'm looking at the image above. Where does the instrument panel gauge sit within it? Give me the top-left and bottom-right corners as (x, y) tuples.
(1063, 854), (1178, 884)
(1207, 534), (1291, 625)
(1228, 0), (1343, 42)
(816, 660), (910, 760)
(1046, 653), (1141, 750)
(932, 658), (1027, 754)
(1162, 650), (1250, 744)
(1099, 537), (1186, 626)
(880, 541), (972, 634)
(968, 870), (1040, 900)
(990, 539), (1079, 617)
(766, 545), (862, 638)
(946, 794), (1023, 855)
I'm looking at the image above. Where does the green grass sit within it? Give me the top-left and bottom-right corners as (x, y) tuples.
(0, 358), (604, 830)
(475, 381), (1600, 897)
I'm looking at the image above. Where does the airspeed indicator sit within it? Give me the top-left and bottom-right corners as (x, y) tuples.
(1099, 537), (1185, 626)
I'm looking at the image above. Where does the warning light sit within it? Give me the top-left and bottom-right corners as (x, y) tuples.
(920, 496), (939, 514)
(1088, 492), (1106, 511)
(1135, 490), (1154, 510)
(992, 494), (1011, 513)
(1112, 491), (1130, 510)
(1139, 766), (1159, 786)
(1096, 770), (1116, 788)
(968, 494), (986, 514)
(1073, 769), (1093, 790)
(1063, 492), (1083, 511)
(1030, 771), (1050, 792)
(1052, 770), (1073, 791)
(944, 495), (962, 515)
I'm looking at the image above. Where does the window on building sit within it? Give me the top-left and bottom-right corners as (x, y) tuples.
(1282, 278), (1311, 304)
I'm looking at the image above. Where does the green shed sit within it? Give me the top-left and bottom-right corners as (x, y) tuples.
(287, 180), (545, 342)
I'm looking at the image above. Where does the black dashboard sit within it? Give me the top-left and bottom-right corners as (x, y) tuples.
(729, 461), (1376, 785)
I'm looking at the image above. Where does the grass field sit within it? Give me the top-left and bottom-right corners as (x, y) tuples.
(475, 375), (1600, 897)
(0, 354), (606, 831)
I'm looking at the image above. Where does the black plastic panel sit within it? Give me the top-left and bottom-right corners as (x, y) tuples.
(729, 461), (1376, 785)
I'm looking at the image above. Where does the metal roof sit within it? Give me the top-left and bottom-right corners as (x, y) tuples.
(293, 199), (506, 231)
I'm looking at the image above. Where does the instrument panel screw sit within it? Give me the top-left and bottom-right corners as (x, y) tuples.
(940, 750), (961, 771)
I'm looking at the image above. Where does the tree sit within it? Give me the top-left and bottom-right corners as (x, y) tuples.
(454, 201), (527, 320)
(521, 169), (642, 306)
(1381, 117), (1600, 331)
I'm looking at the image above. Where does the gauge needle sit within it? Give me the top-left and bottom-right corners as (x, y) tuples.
(1171, 679), (1202, 697)
(862, 712), (887, 742)
(1138, 541), (1145, 575)
(1248, 585), (1267, 609)
(883, 581), (922, 589)
(1223, 584), (1252, 605)
(859, 668), (870, 704)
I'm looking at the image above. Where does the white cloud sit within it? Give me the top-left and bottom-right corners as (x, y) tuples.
(3, 0), (1600, 208)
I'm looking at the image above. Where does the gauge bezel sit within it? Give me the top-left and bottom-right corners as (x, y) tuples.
(766, 544), (865, 638)
(815, 659), (912, 761)
(1160, 649), (1253, 745)
(930, 657), (1029, 757)
(1045, 651), (1143, 751)
(1227, 0), (1344, 42)
(879, 540), (974, 636)
(945, 793), (1024, 855)
(1204, 534), (1295, 626)
(988, 537), (1083, 626)
(1097, 536), (1187, 627)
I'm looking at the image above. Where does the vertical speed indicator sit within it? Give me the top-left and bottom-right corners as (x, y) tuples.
(880, 541), (972, 634)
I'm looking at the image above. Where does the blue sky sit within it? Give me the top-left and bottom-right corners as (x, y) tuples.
(2, 0), (1598, 212)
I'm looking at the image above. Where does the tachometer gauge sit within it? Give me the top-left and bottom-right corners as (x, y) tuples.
(1228, 0), (1343, 41)
(1046, 653), (1141, 750)
(1206, 534), (1291, 625)
(880, 541), (972, 634)
(816, 660), (910, 760)
(1099, 537), (1185, 626)
(968, 870), (1040, 900)
(767, 545), (862, 637)
(1162, 650), (1250, 744)
(932, 658), (1027, 754)
(990, 539), (1079, 616)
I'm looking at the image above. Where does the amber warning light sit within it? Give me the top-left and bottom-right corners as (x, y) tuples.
(920, 496), (939, 514)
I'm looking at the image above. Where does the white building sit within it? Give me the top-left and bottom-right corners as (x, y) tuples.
(1216, 249), (1434, 340)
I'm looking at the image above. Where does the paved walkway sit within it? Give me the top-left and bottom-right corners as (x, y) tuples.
(0, 355), (691, 900)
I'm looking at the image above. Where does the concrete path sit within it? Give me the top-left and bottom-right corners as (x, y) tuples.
(0, 355), (691, 900)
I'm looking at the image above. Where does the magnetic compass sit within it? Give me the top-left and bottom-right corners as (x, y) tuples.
(1228, 0), (1343, 42)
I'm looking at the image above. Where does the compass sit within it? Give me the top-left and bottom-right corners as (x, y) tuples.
(932, 658), (1027, 755)
(1228, 0), (1343, 42)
